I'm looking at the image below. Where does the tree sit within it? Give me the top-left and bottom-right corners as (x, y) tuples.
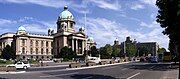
(100, 44), (112, 59)
(60, 46), (76, 60)
(1, 45), (15, 60)
(112, 46), (121, 57)
(89, 46), (99, 57)
(156, 0), (180, 60)
(157, 47), (166, 54)
(139, 47), (149, 57)
(126, 43), (137, 57)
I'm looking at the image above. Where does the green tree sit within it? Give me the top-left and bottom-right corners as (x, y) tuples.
(100, 44), (112, 59)
(126, 43), (136, 57)
(1, 45), (15, 60)
(139, 47), (149, 56)
(157, 47), (166, 54)
(60, 46), (76, 60)
(156, 0), (180, 60)
(112, 46), (121, 57)
(89, 46), (99, 57)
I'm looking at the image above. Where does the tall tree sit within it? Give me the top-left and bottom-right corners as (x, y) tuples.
(60, 46), (76, 60)
(156, 0), (180, 60)
(100, 44), (112, 59)
(157, 47), (166, 54)
(126, 43), (137, 57)
(89, 46), (99, 57)
(1, 45), (15, 60)
(112, 46), (121, 57)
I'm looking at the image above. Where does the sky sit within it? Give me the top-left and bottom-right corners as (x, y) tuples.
(0, 0), (169, 50)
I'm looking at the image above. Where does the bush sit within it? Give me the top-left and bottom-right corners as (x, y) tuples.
(29, 59), (39, 64)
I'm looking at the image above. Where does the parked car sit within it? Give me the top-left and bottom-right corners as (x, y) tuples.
(150, 56), (158, 63)
(112, 57), (120, 63)
(7, 61), (30, 69)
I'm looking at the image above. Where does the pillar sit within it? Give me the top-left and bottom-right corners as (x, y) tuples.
(72, 39), (74, 51)
(76, 39), (78, 54)
(82, 40), (84, 54)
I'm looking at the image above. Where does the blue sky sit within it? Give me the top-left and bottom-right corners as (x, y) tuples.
(0, 0), (169, 50)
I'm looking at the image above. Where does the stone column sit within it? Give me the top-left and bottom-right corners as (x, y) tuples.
(82, 40), (84, 54)
(72, 39), (74, 51)
(76, 39), (78, 54)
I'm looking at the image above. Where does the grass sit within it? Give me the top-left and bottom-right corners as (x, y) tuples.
(0, 60), (14, 66)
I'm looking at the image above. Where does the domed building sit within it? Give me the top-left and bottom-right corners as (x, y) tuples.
(0, 26), (53, 60)
(54, 6), (95, 56)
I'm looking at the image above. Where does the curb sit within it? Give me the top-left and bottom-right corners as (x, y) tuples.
(31, 65), (68, 68)
(66, 62), (130, 70)
(0, 71), (26, 74)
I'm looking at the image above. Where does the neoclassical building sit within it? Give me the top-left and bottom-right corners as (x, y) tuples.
(0, 6), (96, 60)
(0, 26), (53, 60)
(54, 6), (96, 56)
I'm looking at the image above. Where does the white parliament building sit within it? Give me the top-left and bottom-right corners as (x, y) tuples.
(0, 6), (96, 60)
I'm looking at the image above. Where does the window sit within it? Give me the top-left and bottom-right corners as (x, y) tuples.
(36, 48), (38, 54)
(46, 41), (48, 47)
(70, 22), (73, 28)
(22, 47), (25, 54)
(46, 49), (48, 55)
(36, 41), (38, 46)
(30, 40), (33, 46)
(22, 39), (25, 46)
(41, 48), (43, 55)
(41, 41), (44, 47)
(30, 48), (33, 54)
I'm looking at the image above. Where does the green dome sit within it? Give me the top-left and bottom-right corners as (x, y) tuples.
(60, 6), (74, 20)
(18, 26), (26, 31)
(88, 37), (94, 42)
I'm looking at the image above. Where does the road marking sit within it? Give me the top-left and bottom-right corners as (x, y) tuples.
(82, 76), (93, 79)
(149, 65), (155, 69)
(127, 72), (140, 79)
(40, 72), (79, 78)
(121, 68), (127, 70)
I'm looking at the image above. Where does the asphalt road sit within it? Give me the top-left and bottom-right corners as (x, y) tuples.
(0, 62), (179, 79)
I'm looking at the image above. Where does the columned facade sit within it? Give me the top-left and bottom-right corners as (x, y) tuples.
(54, 6), (87, 57)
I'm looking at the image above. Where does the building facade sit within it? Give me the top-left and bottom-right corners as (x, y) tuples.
(0, 26), (53, 60)
(0, 32), (15, 55)
(54, 6), (95, 56)
(0, 6), (96, 60)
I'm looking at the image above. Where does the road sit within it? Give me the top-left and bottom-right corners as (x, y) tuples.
(0, 62), (179, 79)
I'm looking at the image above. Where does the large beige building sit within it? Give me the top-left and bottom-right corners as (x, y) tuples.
(0, 26), (53, 60)
(54, 6), (96, 57)
(0, 6), (96, 60)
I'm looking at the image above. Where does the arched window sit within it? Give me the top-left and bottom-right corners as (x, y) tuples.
(46, 41), (48, 47)
(36, 41), (38, 46)
(41, 41), (44, 47)
(30, 48), (33, 54)
(41, 48), (43, 55)
(22, 47), (25, 54)
(30, 40), (33, 46)
(46, 49), (48, 55)
(22, 40), (25, 46)
(36, 48), (38, 54)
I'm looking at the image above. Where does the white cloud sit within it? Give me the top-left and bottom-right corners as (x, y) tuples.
(86, 0), (121, 11)
(77, 17), (168, 50)
(140, 21), (159, 28)
(0, 18), (17, 25)
(139, 0), (156, 7)
(2, 0), (70, 8)
(131, 3), (145, 10)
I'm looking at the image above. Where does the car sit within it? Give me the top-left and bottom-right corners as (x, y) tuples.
(7, 61), (30, 69)
(113, 57), (120, 63)
(150, 56), (158, 63)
